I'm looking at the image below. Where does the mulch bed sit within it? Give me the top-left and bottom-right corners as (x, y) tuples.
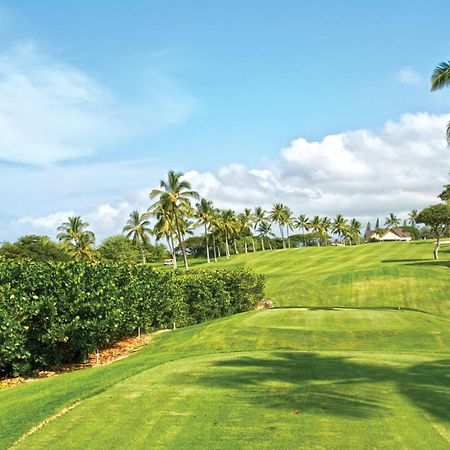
(0, 333), (152, 390)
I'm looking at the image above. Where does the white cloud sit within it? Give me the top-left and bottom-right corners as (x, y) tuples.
(0, 41), (196, 166)
(6, 112), (450, 241)
(395, 67), (423, 86)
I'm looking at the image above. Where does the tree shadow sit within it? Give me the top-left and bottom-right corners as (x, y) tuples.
(382, 258), (450, 268)
(199, 352), (450, 421)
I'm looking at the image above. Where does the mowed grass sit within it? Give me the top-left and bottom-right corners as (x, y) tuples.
(1, 241), (449, 449)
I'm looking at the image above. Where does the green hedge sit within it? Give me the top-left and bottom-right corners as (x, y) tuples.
(0, 261), (264, 376)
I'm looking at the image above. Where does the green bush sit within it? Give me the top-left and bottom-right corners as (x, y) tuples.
(0, 260), (264, 376)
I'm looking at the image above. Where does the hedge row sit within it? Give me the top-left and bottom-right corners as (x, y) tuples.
(0, 261), (264, 376)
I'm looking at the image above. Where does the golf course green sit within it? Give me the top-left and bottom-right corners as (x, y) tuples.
(1, 240), (449, 449)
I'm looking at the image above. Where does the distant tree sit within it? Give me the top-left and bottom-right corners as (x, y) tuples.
(254, 207), (268, 251)
(332, 214), (348, 243)
(438, 184), (450, 204)
(256, 221), (274, 250)
(408, 209), (419, 227)
(122, 210), (153, 263)
(57, 216), (96, 261)
(366, 222), (371, 231)
(195, 198), (214, 263)
(217, 209), (237, 259)
(0, 235), (69, 262)
(269, 203), (288, 248)
(310, 216), (323, 246)
(99, 235), (140, 263)
(149, 171), (199, 270)
(349, 219), (362, 245)
(416, 203), (450, 259)
(294, 214), (310, 247)
(375, 218), (380, 229)
(385, 213), (400, 228)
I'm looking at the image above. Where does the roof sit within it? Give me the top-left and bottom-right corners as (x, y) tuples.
(365, 228), (412, 241)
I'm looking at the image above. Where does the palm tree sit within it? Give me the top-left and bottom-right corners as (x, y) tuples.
(240, 208), (256, 253)
(122, 210), (152, 263)
(217, 209), (236, 259)
(385, 213), (401, 228)
(349, 219), (362, 245)
(57, 216), (96, 261)
(152, 201), (178, 269)
(283, 206), (294, 249)
(254, 207), (267, 251)
(321, 217), (332, 246)
(149, 171), (199, 270)
(408, 209), (418, 228)
(431, 61), (450, 144)
(332, 214), (348, 244)
(310, 216), (322, 246)
(256, 221), (274, 250)
(269, 203), (287, 248)
(294, 214), (310, 247)
(195, 198), (214, 263)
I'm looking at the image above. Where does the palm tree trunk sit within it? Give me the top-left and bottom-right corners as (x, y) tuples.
(168, 235), (177, 270)
(233, 239), (239, 254)
(251, 237), (256, 252)
(279, 224), (285, 249)
(212, 232), (218, 262)
(204, 223), (210, 263)
(174, 211), (189, 270)
(244, 238), (248, 253)
(286, 226), (291, 249)
(268, 238), (273, 250)
(225, 232), (230, 259)
(140, 241), (146, 263)
(260, 236), (265, 251)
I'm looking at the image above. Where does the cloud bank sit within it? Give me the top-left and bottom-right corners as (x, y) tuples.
(12, 112), (449, 242)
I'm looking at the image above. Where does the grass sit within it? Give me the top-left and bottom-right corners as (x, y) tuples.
(1, 240), (449, 449)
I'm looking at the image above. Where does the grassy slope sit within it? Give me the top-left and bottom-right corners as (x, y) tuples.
(1, 241), (449, 449)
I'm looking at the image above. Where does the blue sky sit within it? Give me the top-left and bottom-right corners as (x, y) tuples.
(1, 1), (449, 240)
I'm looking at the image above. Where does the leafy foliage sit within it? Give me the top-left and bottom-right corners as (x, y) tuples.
(0, 260), (264, 376)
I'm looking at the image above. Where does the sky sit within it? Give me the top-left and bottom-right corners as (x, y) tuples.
(0, 0), (449, 242)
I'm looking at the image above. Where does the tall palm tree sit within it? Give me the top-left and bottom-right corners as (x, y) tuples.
(195, 198), (214, 263)
(310, 216), (323, 246)
(431, 61), (450, 144)
(254, 207), (267, 251)
(294, 214), (310, 247)
(152, 201), (178, 269)
(149, 171), (199, 270)
(256, 221), (274, 250)
(385, 213), (401, 228)
(240, 208), (256, 253)
(122, 210), (152, 263)
(217, 209), (236, 259)
(321, 217), (332, 246)
(332, 214), (348, 244)
(283, 206), (294, 249)
(408, 209), (418, 228)
(269, 203), (287, 248)
(57, 216), (96, 261)
(349, 218), (362, 245)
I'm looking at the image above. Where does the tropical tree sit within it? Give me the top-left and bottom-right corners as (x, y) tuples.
(254, 207), (267, 251)
(294, 214), (310, 247)
(122, 210), (153, 263)
(149, 171), (199, 270)
(431, 61), (450, 144)
(310, 216), (323, 246)
(408, 209), (418, 228)
(283, 206), (294, 248)
(195, 198), (214, 263)
(438, 184), (450, 204)
(321, 217), (332, 246)
(416, 203), (450, 259)
(152, 200), (178, 269)
(240, 208), (256, 252)
(256, 221), (274, 250)
(57, 216), (96, 261)
(332, 214), (348, 243)
(385, 213), (400, 228)
(217, 209), (237, 259)
(349, 218), (362, 245)
(269, 203), (288, 248)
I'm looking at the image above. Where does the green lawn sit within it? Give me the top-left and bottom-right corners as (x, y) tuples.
(1, 241), (449, 449)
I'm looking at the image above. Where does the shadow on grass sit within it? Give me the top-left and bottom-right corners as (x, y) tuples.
(199, 352), (450, 421)
(382, 258), (450, 269)
(272, 306), (434, 315)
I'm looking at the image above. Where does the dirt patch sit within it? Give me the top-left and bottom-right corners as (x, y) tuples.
(0, 331), (165, 390)
(257, 298), (274, 309)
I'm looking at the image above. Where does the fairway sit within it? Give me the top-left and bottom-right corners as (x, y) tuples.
(1, 241), (449, 449)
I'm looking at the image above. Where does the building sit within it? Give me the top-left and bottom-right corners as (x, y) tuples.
(365, 228), (412, 242)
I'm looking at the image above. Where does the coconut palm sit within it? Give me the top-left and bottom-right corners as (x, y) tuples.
(283, 206), (294, 249)
(149, 171), (199, 270)
(122, 210), (152, 263)
(349, 218), (362, 245)
(256, 221), (274, 250)
(254, 207), (267, 251)
(321, 217), (332, 246)
(240, 208), (256, 253)
(310, 216), (323, 246)
(195, 198), (214, 263)
(294, 214), (310, 247)
(57, 216), (96, 261)
(431, 61), (450, 144)
(269, 203), (288, 248)
(408, 209), (418, 227)
(217, 209), (237, 259)
(385, 213), (401, 228)
(332, 214), (348, 244)
(152, 201), (178, 269)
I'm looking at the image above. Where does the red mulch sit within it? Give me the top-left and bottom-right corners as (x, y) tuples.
(0, 334), (151, 389)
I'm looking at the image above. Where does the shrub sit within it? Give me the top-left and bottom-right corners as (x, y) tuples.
(0, 260), (264, 376)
